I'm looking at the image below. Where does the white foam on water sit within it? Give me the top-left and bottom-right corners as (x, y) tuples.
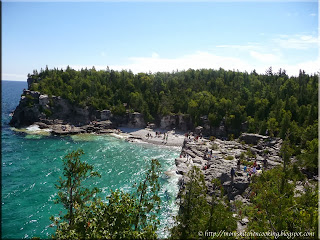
(26, 125), (51, 132)
(26, 125), (41, 131)
(157, 168), (180, 239)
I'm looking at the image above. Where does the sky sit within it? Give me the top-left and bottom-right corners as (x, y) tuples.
(2, 1), (319, 81)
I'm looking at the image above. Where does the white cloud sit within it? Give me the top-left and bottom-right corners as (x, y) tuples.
(310, 13), (316, 17)
(61, 50), (318, 78)
(112, 51), (253, 73)
(215, 44), (260, 51)
(273, 34), (319, 49)
(280, 58), (320, 76)
(250, 51), (279, 62)
(151, 52), (159, 58)
(100, 51), (106, 57)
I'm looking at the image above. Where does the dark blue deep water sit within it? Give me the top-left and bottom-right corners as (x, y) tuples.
(1, 80), (180, 239)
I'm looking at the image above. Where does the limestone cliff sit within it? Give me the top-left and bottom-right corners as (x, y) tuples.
(10, 90), (191, 133)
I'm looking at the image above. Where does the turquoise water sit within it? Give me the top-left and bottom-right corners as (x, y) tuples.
(2, 81), (181, 239)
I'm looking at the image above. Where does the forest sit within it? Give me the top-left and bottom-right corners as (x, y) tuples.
(28, 66), (318, 174)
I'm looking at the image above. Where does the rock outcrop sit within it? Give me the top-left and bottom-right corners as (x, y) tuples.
(239, 133), (269, 145)
(175, 135), (283, 201)
(10, 90), (196, 133)
(175, 134), (285, 231)
(159, 114), (192, 131)
(10, 90), (96, 128)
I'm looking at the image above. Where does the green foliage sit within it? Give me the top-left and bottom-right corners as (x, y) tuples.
(209, 136), (216, 141)
(43, 108), (52, 117)
(211, 143), (219, 150)
(224, 155), (234, 160)
(280, 135), (294, 172)
(111, 102), (126, 116)
(52, 149), (101, 227)
(171, 166), (209, 239)
(51, 151), (162, 239)
(298, 138), (318, 174)
(239, 152), (246, 160)
(170, 167), (236, 239)
(228, 133), (234, 141)
(245, 166), (318, 236)
(245, 148), (256, 159)
(134, 159), (161, 233)
(267, 117), (279, 137)
(241, 159), (252, 166)
(25, 94), (36, 107)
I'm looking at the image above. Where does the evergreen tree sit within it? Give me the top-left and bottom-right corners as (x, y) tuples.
(51, 151), (162, 239)
(51, 149), (101, 227)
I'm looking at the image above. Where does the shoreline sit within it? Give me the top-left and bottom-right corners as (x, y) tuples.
(11, 124), (186, 148)
(118, 127), (185, 148)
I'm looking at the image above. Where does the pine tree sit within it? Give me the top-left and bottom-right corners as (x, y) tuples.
(51, 149), (101, 227)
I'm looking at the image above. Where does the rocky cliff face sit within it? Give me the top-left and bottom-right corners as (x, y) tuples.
(10, 90), (195, 132)
(159, 114), (192, 131)
(9, 90), (96, 128)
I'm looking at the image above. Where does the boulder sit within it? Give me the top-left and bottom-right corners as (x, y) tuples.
(239, 133), (268, 145)
(176, 163), (190, 175)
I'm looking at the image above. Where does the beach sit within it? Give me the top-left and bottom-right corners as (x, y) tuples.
(116, 127), (186, 147)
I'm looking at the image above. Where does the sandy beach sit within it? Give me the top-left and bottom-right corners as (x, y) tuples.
(117, 127), (186, 147)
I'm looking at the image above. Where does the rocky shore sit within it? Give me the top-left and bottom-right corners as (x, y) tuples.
(175, 133), (286, 230)
(176, 133), (284, 199)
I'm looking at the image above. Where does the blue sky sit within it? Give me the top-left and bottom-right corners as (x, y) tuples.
(2, 1), (319, 81)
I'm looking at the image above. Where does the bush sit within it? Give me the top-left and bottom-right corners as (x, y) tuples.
(246, 149), (256, 159)
(225, 155), (234, 160)
(209, 136), (216, 141)
(43, 108), (52, 117)
(241, 159), (252, 166)
(211, 143), (219, 150)
(228, 134), (234, 141)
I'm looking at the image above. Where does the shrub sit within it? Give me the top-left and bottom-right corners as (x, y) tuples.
(211, 143), (219, 150)
(225, 155), (234, 160)
(43, 108), (52, 117)
(209, 136), (216, 141)
(241, 160), (252, 166)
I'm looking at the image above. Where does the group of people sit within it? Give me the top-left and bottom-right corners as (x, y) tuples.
(184, 132), (203, 142)
(231, 159), (268, 183)
(146, 131), (169, 142)
(146, 132), (153, 139)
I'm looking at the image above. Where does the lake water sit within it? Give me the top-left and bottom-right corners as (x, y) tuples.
(1, 80), (181, 239)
